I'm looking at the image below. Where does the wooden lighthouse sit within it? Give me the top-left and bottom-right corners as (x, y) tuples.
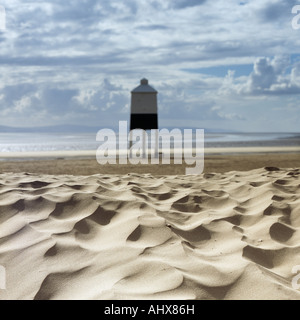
(130, 78), (158, 157)
(130, 78), (158, 131)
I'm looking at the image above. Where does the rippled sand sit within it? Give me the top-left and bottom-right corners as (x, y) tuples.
(0, 167), (300, 300)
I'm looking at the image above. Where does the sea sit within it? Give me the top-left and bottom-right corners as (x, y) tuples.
(0, 131), (299, 154)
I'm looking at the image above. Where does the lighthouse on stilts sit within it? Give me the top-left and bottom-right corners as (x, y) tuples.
(130, 78), (158, 158)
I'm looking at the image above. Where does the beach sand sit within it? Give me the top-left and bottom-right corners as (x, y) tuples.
(0, 152), (300, 175)
(0, 152), (300, 300)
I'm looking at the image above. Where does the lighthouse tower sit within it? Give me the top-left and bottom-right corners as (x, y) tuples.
(130, 78), (158, 131)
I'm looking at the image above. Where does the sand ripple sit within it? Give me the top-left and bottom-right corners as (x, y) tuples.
(0, 168), (300, 300)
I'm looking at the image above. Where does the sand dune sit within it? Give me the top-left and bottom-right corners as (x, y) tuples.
(0, 167), (300, 300)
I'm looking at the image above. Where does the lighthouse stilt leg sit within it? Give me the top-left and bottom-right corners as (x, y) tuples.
(142, 129), (146, 158)
(129, 130), (133, 158)
(155, 129), (158, 158)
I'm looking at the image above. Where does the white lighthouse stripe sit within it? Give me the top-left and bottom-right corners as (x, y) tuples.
(131, 93), (157, 114)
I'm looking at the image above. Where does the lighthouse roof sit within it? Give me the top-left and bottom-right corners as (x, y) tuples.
(131, 78), (157, 93)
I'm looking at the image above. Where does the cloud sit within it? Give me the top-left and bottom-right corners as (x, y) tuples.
(169, 0), (206, 9)
(0, 1), (300, 131)
(219, 56), (300, 96)
(41, 88), (79, 114)
(1, 0), (297, 71)
(257, 0), (298, 23)
(0, 83), (42, 121)
(248, 57), (300, 94)
(249, 57), (278, 91)
(0, 78), (132, 128)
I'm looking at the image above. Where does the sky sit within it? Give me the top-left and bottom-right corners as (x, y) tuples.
(0, 0), (300, 132)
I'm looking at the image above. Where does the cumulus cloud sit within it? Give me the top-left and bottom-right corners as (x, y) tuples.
(0, 79), (130, 123)
(73, 79), (129, 114)
(247, 57), (300, 94)
(219, 56), (300, 96)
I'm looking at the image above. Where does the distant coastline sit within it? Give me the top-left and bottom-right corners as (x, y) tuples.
(1, 124), (300, 134)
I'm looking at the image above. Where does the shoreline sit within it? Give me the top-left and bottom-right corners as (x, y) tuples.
(0, 145), (299, 160)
